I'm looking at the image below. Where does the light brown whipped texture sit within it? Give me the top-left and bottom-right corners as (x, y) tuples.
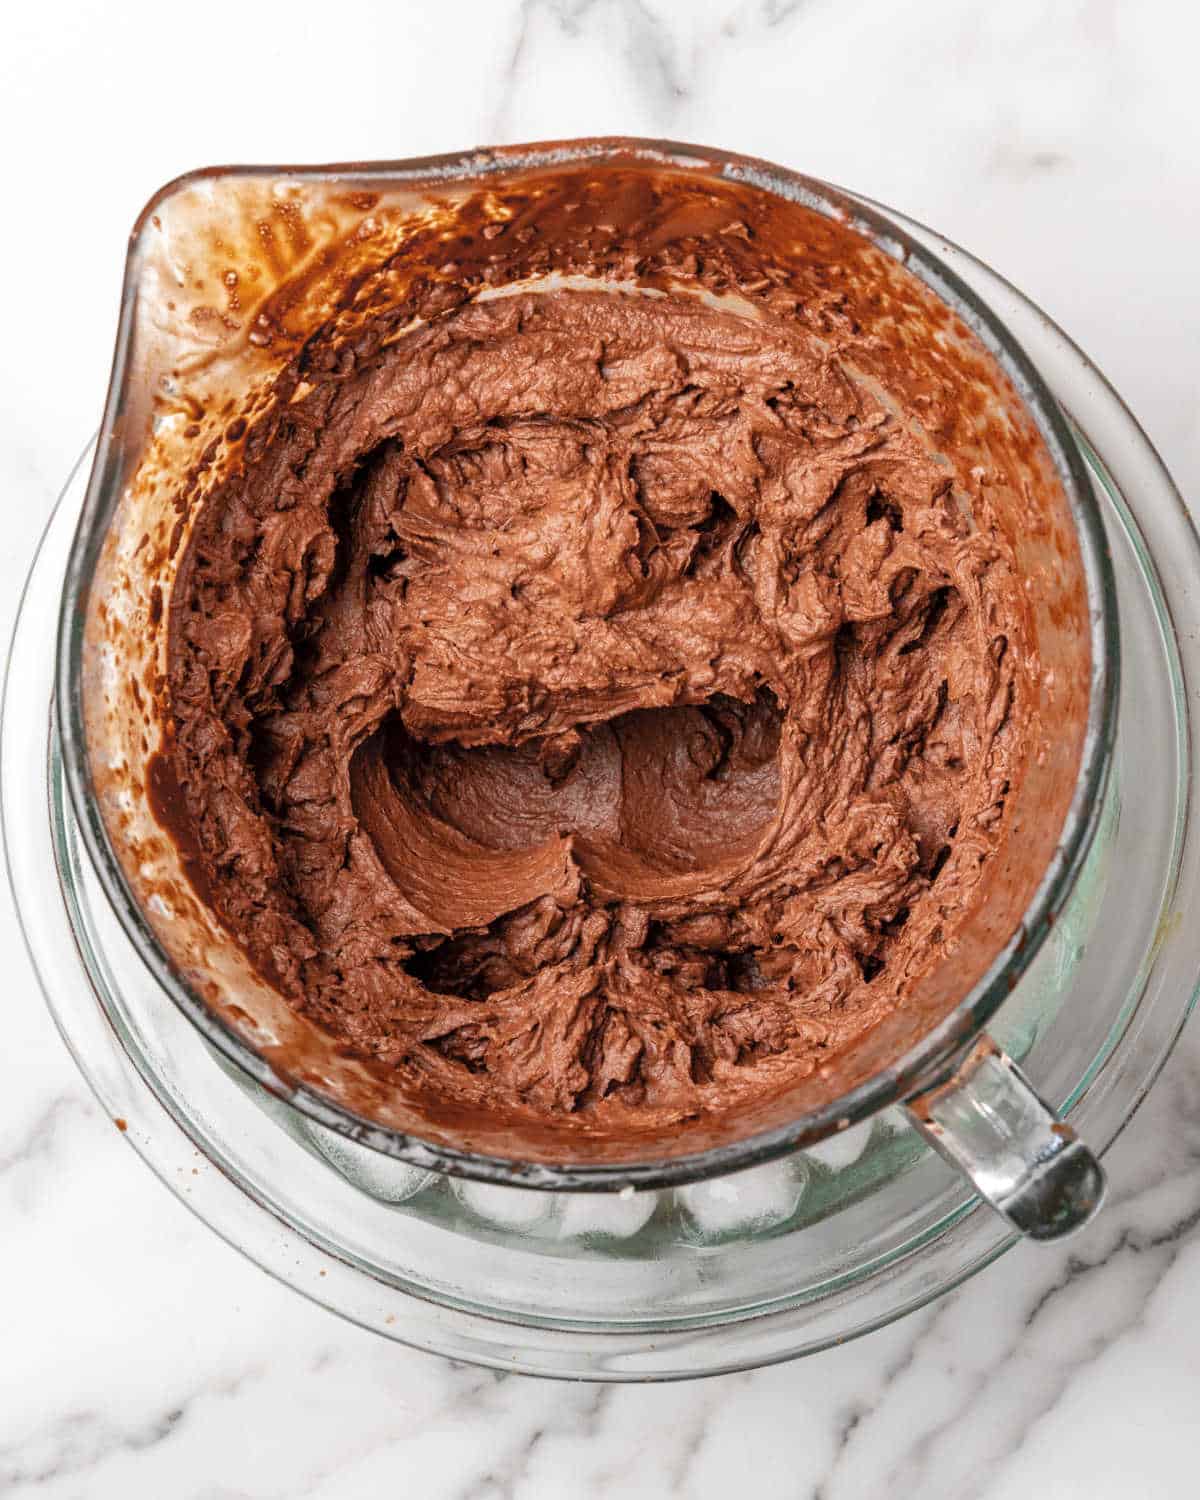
(164, 266), (1027, 1136)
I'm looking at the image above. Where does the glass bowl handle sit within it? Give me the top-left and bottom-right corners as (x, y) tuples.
(905, 1037), (1107, 1241)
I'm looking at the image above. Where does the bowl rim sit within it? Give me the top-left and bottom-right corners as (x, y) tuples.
(54, 136), (1120, 1190)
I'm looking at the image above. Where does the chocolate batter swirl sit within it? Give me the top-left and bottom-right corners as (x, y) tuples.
(167, 284), (1021, 1129)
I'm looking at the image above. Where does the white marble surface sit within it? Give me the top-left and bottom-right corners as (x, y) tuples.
(3, 1), (1200, 1494)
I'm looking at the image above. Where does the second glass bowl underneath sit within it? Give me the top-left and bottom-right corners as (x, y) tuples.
(6, 206), (1197, 1379)
(9, 388), (1188, 1374)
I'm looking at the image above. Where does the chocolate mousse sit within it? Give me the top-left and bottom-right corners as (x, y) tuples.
(162, 187), (1028, 1137)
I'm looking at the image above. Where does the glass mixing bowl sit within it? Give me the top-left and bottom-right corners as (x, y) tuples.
(4, 184), (1197, 1378)
(51, 142), (1117, 1237)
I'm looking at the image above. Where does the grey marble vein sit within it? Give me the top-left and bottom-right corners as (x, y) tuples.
(811, 1140), (1200, 1496)
(0, 1094), (95, 1179)
(453, 1384), (614, 1500)
(759, 0), (808, 26)
(490, 0), (687, 139)
(0, 1374), (264, 1496)
(0, 1409), (182, 1491)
